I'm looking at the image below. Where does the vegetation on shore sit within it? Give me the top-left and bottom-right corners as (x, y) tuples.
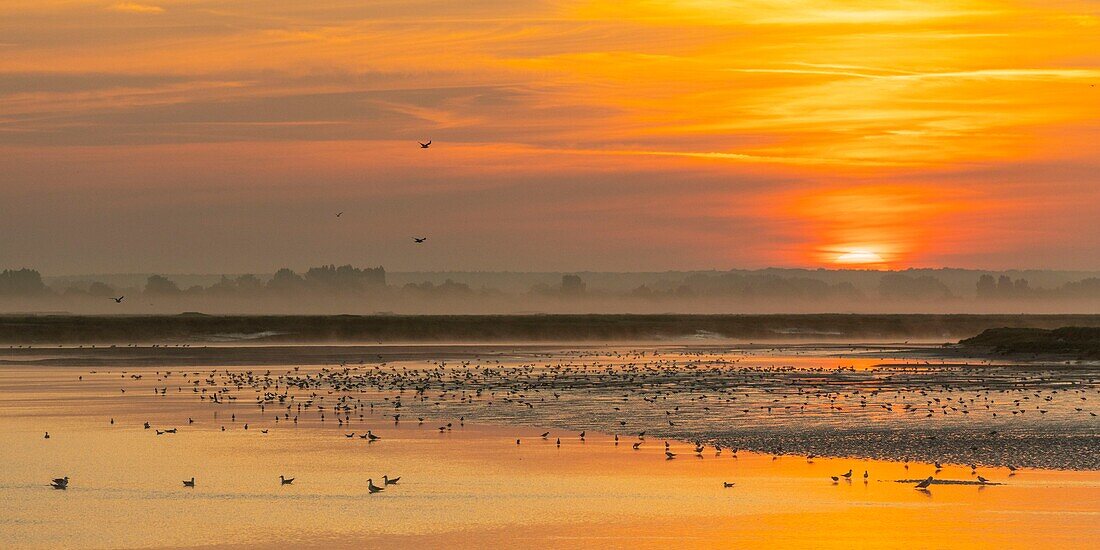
(2, 313), (1099, 344)
(959, 327), (1100, 358)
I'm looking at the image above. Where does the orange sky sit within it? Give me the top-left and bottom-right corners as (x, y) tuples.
(0, 0), (1098, 273)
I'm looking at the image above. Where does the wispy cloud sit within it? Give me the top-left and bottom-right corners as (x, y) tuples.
(107, 2), (164, 14)
(0, 0), (1098, 271)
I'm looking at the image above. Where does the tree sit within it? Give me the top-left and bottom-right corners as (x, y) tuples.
(304, 264), (386, 291)
(0, 268), (48, 296)
(976, 274), (996, 299)
(879, 273), (951, 301)
(268, 268), (304, 292)
(144, 275), (181, 295)
(561, 275), (586, 295)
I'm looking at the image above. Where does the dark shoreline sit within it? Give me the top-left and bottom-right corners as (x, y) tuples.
(3, 313), (1100, 345)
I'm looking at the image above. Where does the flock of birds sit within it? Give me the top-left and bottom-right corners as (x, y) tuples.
(48, 473), (401, 492)
(329, 141), (433, 242)
(39, 345), (1098, 491)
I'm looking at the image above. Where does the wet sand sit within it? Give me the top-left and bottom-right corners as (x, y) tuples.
(1, 344), (1098, 548)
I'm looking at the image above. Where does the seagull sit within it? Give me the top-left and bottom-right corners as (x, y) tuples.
(113, 296), (124, 303)
(280, 475), (294, 485)
(367, 430), (381, 442)
(413, 237), (427, 243)
(368, 478), (384, 493)
(51, 476), (69, 489)
(183, 477), (195, 487)
(419, 140), (431, 149)
(384, 475), (400, 485)
(915, 476), (934, 489)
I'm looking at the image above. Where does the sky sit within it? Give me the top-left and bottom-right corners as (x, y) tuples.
(1, 0), (1098, 275)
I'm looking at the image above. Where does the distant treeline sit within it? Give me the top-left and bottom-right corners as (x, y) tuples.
(3, 265), (1100, 314)
(2, 313), (1099, 344)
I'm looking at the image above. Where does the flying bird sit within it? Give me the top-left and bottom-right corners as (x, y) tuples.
(419, 140), (431, 148)
(413, 237), (427, 243)
(336, 212), (343, 217)
(113, 296), (124, 303)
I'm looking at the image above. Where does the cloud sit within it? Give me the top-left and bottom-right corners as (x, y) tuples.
(107, 2), (164, 14)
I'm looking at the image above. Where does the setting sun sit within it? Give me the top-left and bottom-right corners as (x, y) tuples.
(835, 250), (885, 265)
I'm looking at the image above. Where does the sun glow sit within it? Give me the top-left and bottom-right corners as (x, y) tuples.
(835, 249), (885, 265)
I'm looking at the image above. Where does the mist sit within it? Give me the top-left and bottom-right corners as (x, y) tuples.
(5, 265), (1099, 315)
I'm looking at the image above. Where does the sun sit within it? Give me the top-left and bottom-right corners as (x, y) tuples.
(834, 249), (884, 265)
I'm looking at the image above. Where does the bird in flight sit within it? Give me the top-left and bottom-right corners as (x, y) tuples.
(413, 237), (427, 243)
(419, 140), (431, 148)
(336, 212), (343, 217)
(113, 296), (124, 303)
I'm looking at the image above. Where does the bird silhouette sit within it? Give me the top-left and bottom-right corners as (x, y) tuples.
(413, 237), (427, 243)
(113, 296), (124, 303)
(280, 475), (294, 485)
(384, 475), (400, 485)
(915, 476), (934, 489)
(183, 477), (195, 487)
(368, 478), (384, 493)
(419, 140), (431, 148)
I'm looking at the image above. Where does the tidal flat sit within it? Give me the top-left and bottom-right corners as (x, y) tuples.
(1, 343), (1097, 548)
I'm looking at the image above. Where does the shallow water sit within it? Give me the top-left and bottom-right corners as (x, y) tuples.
(1, 344), (1098, 548)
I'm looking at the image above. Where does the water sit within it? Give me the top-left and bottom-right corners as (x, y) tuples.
(1, 344), (1097, 548)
